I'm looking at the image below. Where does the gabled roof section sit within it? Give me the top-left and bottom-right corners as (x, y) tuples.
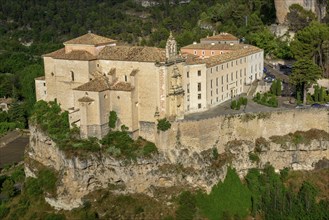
(74, 77), (111, 92)
(182, 43), (247, 50)
(185, 45), (263, 67)
(110, 82), (134, 91)
(201, 33), (239, 41)
(43, 48), (97, 61)
(64, 33), (116, 46)
(98, 46), (166, 62)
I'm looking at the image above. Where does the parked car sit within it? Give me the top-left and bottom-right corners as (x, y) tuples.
(324, 102), (329, 107)
(311, 103), (323, 108)
(264, 76), (275, 83)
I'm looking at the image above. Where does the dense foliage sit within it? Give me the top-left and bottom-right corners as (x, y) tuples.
(253, 92), (278, 107)
(30, 101), (157, 158)
(157, 118), (171, 131)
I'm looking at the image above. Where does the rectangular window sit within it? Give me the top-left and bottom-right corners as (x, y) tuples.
(211, 68), (213, 73)
(187, 95), (190, 101)
(125, 75), (127, 82)
(240, 69), (242, 77)
(227, 63), (228, 68)
(231, 72), (233, 80)
(236, 71), (238, 79)
(198, 70), (201, 76)
(221, 76), (223, 84)
(240, 59), (242, 64)
(211, 80), (213, 88)
(216, 97), (218, 102)
(216, 66), (218, 71)
(198, 94), (201, 99)
(211, 91), (213, 96)
(187, 105), (190, 110)
(221, 65), (223, 70)
(198, 104), (201, 109)
(198, 83), (201, 91)
(231, 62), (233, 67)
(226, 74), (228, 83)
(211, 99), (212, 104)
(187, 71), (189, 78)
(244, 68), (246, 76)
(222, 86), (224, 92)
(202, 50), (205, 55)
(216, 78), (218, 87)
(194, 50), (197, 55)
(227, 85), (228, 90)
(236, 60), (238, 65)
(216, 88), (218, 95)
(187, 84), (190, 93)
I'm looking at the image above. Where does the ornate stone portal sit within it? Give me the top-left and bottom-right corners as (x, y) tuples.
(169, 65), (184, 119)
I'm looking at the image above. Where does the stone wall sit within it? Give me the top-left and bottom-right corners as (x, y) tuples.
(26, 109), (329, 210)
(158, 109), (329, 154)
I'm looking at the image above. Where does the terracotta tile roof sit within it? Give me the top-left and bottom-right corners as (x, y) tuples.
(181, 43), (247, 50)
(185, 45), (263, 68)
(35, 76), (45, 80)
(0, 97), (13, 104)
(74, 77), (111, 92)
(98, 46), (166, 62)
(110, 82), (134, 91)
(201, 33), (239, 41)
(43, 48), (97, 61)
(78, 96), (95, 102)
(64, 33), (116, 46)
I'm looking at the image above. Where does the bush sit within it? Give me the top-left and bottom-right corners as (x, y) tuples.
(197, 167), (251, 220)
(248, 152), (260, 163)
(157, 118), (171, 131)
(231, 100), (237, 109)
(109, 111), (117, 129)
(142, 142), (157, 157)
(176, 191), (196, 220)
(0, 202), (9, 219)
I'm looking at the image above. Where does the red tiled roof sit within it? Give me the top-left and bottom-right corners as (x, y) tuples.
(64, 33), (116, 46)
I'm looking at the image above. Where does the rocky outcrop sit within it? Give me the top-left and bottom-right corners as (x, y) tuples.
(274, 0), (327, 24)
(26, 121), (329, 210)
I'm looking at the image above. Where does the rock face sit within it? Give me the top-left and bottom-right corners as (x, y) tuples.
(26, 113), (329, 210)
(274, 0), (327, 24)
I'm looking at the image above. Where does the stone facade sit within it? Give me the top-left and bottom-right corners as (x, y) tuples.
(35, 32), (263, 140)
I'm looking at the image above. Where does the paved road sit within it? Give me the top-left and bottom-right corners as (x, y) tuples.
(184, 96), (294, 121)
(0, 136), (29, 168)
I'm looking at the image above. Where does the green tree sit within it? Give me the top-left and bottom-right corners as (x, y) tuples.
(197, 167), (251, 220)
(18, 64), (44, 114)
(290, 59), (322, 104)
(291, 22), (329, 75)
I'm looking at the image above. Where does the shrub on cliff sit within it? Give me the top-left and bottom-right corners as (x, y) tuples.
(157, 118), (171, 131)
(31, 100), (70, 141)
(109, 111), (117, 129)
(196, 167), (251, 220)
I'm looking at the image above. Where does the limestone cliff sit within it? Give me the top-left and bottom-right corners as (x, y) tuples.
(274, 0), (327, 24)
(25, 109), (329, 210)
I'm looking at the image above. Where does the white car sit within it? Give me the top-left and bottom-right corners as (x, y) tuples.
(324, 102), (329, 107)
